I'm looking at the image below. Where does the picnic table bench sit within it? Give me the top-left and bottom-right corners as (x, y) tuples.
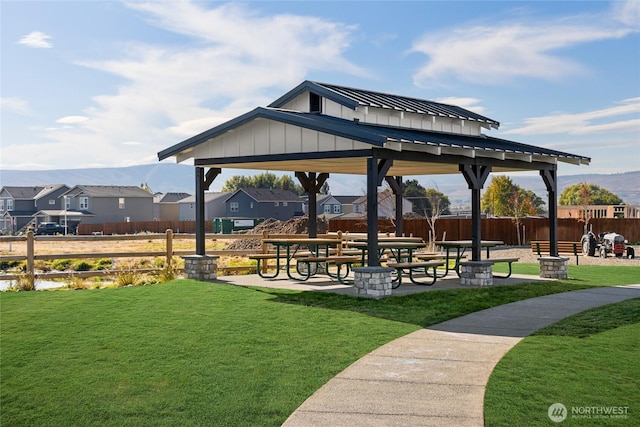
(482, 257), (519, 278)
(386, 260), (445, 287)
(531, 241), (581, 265)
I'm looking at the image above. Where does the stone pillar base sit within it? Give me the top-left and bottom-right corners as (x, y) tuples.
(182, 255), (219, 281)
(539, 256), (569, 279)
(460, 261), (493, 287)
(353, 266), (394, 298)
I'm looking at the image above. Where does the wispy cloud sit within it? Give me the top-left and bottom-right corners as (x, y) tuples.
(0, 97), (31, 114)
(31, 1), (362, 168)
(18, 31), (53, 48)
(434, 97), (487, 116)
(503, 98), (640, 135)
(410, 2), (637, 87)
(56, 116), (88, 124)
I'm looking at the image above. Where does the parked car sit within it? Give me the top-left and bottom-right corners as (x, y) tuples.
(35, 222), (65, 235)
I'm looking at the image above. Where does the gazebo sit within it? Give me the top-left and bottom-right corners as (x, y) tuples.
(158, 81), (590, 289)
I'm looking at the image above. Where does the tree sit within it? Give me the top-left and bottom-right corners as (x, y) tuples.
(403, 179), (429, 214)
(481, 176), (544, 217)
(482, 176), (544, 245)
(559, 184), (623, 206)
(423, 188), (450, 250)
(222, 172), (305, 195)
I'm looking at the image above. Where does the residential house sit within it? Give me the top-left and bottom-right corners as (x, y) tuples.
(351, 189), (413, 219)
(153, 192), (191, 221)
(303, 194), (360, 219)
(178, 192), (229, 221)
(224, 188), (303, 221)
(558, 204), (640, 219)
(0, 184), (70, 234)
(62, 185), (154, 225)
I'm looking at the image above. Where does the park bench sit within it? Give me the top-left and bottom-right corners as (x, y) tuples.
(531, 241), (580, 265)
(385, 260), (445, 287)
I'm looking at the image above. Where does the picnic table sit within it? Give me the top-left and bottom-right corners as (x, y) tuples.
(259, 237), (343, 281)
(435, 240), (508, 276)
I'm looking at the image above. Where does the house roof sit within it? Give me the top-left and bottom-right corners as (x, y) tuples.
(232, 188), (302, 202)
(268, 81), (501, 128)
(333, 195), (360, 204)
(66, 185), (153, 198)
(154, 192), (191, 203)
(1, 186), (45, 199)
(178, 192), (229, 204)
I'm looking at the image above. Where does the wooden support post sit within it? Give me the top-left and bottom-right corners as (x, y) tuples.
(366, 158), (379, 266)
(541, 168), (559, 257)
(459, 164), (491, 261)
(165, 229), (173, 268)
(261, 230), (269, 274)
(27, 231), (35, 277)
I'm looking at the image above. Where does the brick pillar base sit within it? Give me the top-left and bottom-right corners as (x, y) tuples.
(538, 256), (569, 279)
(182, 255), (219, 281)
(353, 266), (394, 298)
(459, 261), (494, 287)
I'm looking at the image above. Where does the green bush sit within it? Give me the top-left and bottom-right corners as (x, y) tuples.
(93, 258), (113, 270)
(51, 259), (73, 271)
(72, 261), (92, 272)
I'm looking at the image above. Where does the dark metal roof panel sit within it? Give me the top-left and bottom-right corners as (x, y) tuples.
(269, 81), (500, 127)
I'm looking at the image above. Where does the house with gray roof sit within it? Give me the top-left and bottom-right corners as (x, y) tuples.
(153, 192), (191, 221)
(0, 184), (70, 234)
(62, 185), (153, 225)
(224, 188), (303, 220)
(178, 192), (229, 221)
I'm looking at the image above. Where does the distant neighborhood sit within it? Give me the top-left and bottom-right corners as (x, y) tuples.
(0, 184), (414, 235)
(1, 183), (638, 235)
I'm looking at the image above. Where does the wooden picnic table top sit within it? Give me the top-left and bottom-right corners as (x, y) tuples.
(435, 240), (503, 248)
(262, 237), (342, 245)
(346, 241), (426, 250)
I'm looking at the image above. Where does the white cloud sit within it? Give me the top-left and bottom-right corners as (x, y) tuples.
(410, 4), (637, 86)
(0, 97), (31, 114)
(19, 1), (364, 169)
(18, 31), (53, 48)
(503, 98), (640, 135)
(434, 96), (487, 116)
(612, 0), (640, 28)
(56, 116), (88, 124)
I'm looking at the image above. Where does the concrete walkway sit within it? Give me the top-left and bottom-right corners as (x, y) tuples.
(282, 285), (640, 427)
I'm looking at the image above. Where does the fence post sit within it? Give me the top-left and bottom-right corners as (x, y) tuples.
(27, 231), (35, 277)
(166, 229), (173, 268)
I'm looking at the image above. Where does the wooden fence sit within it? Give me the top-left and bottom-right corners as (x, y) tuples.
(75, 217), (640, 245)
(329, 218), (640, 245)
(0, 231), (260, 281)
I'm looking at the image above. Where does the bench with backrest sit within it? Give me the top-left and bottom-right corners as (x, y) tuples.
(531, 241), (580, 265)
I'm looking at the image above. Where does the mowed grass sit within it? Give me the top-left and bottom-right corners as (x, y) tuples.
(2, 264), (639, 426)
(485, 298), (640, 426)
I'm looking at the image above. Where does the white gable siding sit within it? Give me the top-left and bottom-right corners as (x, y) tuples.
(191, 119), (371, 160)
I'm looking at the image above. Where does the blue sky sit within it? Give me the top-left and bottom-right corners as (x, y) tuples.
(2, 0), (639, 191)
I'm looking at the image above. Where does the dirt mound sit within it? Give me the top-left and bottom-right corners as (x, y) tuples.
(225, 216), (329, 250)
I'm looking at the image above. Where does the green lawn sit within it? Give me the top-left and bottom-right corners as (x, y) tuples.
(2, 263), (639, 426)
(485, 298), (640, 426)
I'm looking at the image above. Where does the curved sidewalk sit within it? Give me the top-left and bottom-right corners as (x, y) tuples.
(283, 285), (640, 427)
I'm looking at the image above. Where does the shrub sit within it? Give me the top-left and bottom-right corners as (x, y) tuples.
(115, 269), (140, 287)
(94, 258), (113, 271)
(10, 271), (36, 291)
(66, 276), (90, 290)
(51, 259), (73, 271)
(72, 261), (92, 272)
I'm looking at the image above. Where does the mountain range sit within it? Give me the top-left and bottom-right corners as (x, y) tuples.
(1, 164), (638, 206)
